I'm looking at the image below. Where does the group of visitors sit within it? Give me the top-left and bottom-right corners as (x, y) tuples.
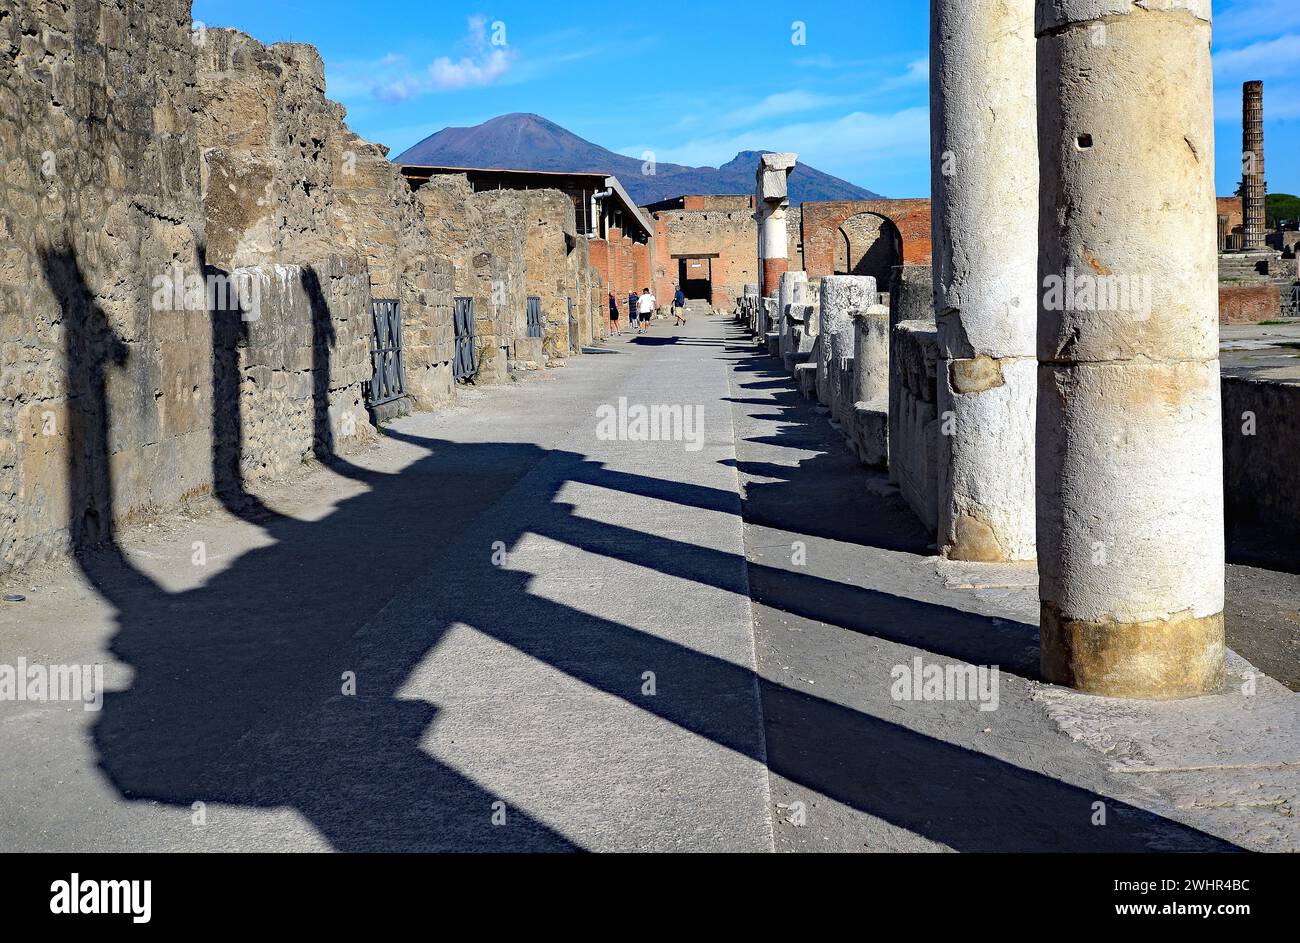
(607, 287), (690, 336)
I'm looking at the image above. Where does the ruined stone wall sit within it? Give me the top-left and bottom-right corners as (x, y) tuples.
(195, 27), (453, 409)
(416, 175), (600, 374)
(1219, 282), (1282, 325)
(1, 0), (212, 572)
(888, 322), (941, 533)
(519, 188), (580, 360)
(415, 174), (513, 382)
(1222, 375), (1300, 544)
(221, 254), (374, 484)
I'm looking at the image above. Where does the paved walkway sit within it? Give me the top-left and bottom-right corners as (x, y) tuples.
(0, 314), (1295, 851)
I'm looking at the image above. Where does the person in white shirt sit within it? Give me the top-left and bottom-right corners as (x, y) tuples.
(636, 288), (656, 334)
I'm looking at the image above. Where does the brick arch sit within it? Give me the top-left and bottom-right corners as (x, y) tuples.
(835, 212), (902, 284)
(802, 199), (932, 282)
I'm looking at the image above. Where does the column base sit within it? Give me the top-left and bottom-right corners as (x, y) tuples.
(1040, 603), (1225, 699)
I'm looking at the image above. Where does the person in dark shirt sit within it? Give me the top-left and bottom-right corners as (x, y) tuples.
(608, 293), (621, 335)
(673, 287), (687, 326)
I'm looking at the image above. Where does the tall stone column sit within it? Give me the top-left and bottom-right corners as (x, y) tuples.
(1036, 0), (1224, 698)
(756, 153), (797, 298)
(931, 0), (1038, 562)
(1241, 80), (1266, 252)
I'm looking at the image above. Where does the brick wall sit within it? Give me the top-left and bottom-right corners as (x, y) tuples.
(802, 199), (933, 279)
(1219, 282), (1282, 324)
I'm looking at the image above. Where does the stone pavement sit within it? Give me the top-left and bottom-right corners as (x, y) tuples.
(0, 314), (1295, 851)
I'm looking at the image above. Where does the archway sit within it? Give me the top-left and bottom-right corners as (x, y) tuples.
(835, 212), (902, 286)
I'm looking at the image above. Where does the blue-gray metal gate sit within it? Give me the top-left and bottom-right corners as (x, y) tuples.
(567, 297), (578, 352)
(367, 298), (406, 406)
(526, 296), (543, 338)
(453, 296), (476, 382)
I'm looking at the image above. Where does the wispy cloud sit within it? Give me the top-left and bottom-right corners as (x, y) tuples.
(720, 90), (847, 128)
(1213, 32), (1300, 80)
(329, 14), (515, 103)
(621, 106), (930, 176)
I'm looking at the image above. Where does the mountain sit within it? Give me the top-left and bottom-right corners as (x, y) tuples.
(392, 113), (883, 206)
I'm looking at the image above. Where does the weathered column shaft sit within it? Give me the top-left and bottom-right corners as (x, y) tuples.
(931, 0), (1038, 562)
(1241, 80), (1266, 251)
(852, 304), (890, 404)
(818, 275), (876, 407)
(777, 270), (807, 361)
(1035, 0), (1225, 698)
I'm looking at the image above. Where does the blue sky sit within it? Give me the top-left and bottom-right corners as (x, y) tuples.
(194, 0), (1297, 200)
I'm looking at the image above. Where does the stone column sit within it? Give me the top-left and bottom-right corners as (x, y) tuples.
(931, 0), (1038, 562)
(756, 153), (797, 298)
(818, 275), (876, 407)
(777, 270), (807, 361)
(1241, 80), (1266, 252)
(852, 304), (890, 404)
(1036, 0), (1224, 697)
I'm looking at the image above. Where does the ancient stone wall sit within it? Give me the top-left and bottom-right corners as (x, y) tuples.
(218, 254), (374, 484)
(1, 0), (212, 572)
(649, 208), (757, 306)
(195, 27), (452, 409)
(888, 322), (941, 533)
(1222, 375), (1300, 545)
(1219, 282), (1283, 325)
(415, 174), (602, 375)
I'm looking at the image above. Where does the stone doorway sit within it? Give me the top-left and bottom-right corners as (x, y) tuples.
(677, 255), (713, 301)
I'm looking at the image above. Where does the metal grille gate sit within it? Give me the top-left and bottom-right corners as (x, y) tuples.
(526, 296), (543, 338)
(368, 298), (407, 406)
(567, 297), (578, 352)
(453, 296), (476, 382)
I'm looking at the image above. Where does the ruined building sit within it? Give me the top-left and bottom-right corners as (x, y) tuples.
(0, 7), (622, 574)
(1218, 80), (1300, 322)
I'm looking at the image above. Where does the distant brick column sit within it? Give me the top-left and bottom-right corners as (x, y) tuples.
(1036, 0), (1225, 697)
(756, 153), (797, 298)
(931, 0), (1038, 562)
(1241, 80), (1266, 252)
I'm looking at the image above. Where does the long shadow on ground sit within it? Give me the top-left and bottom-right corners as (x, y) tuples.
(46, 252), (1239, 851)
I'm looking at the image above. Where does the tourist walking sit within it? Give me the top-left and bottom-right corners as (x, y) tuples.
(636, 287), (656, 334)
(608, 293), (621, 335)
(673, 287), (687, 326)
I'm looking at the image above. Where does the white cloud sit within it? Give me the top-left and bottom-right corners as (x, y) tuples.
(1212, 33), (1300, 80)
(622, 106), (930, 181)
(334, 14), (516, 103)
(721, 91), (846, 127)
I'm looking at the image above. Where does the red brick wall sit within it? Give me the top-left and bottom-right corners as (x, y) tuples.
(801, 199), (933, 279)
(1217, 197), (1244, 234)
(632, 241), (650, 296)
(1219, 282), (1281, 324)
